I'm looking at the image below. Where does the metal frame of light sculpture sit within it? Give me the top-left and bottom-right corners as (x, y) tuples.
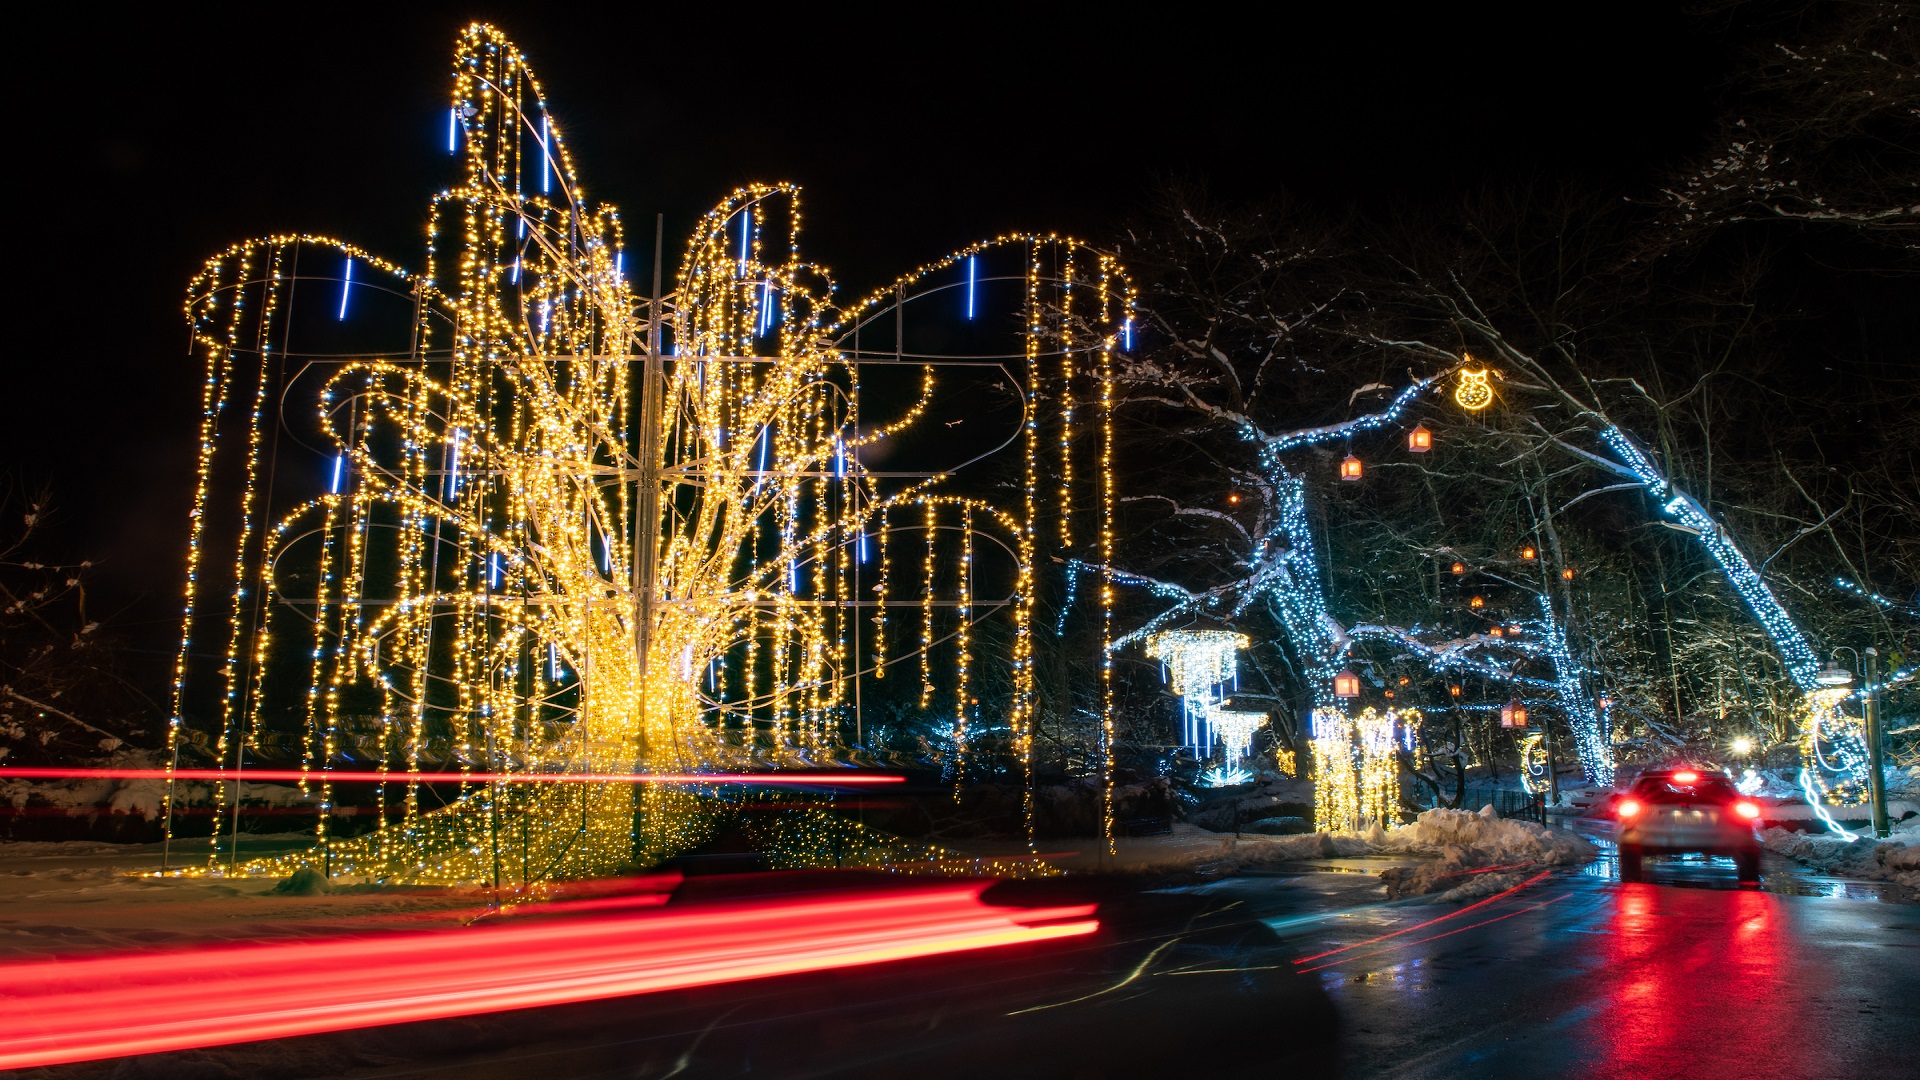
(164, 23), (1130, 883)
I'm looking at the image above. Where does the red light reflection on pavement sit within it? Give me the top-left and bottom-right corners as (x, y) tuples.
(0, 881), (1096, 1070)
(1588, 884), (1802, 1078)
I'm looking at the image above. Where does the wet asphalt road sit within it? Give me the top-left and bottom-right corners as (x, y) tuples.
(1230, 841), (1920, 1079)
(13, 836), (1915, 1079)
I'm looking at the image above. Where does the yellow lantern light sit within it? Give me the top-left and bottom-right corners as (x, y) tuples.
(1340, 454), (1363, 481)
(1520, 546), (1537, 560)
(1407, 424), (1433, 453)
(1451, 561), (1466, 576)
(1469, 595), (1486, 609)
(1334, 669), (1362, 698)
(1500, 698), (1529, 729)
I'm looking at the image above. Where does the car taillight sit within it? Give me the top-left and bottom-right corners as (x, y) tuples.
(1734, 801), (1760, 820)
(1672, 770), (1699, 784)
(1618, 798), (1641, 818)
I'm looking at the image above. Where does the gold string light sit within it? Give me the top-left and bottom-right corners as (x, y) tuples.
(163, 24), (1132, 885)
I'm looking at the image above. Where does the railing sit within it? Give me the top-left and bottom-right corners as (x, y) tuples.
(1459, 785), (1546, 824)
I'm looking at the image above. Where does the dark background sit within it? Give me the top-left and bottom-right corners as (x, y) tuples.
(9, 4), (1715, 668)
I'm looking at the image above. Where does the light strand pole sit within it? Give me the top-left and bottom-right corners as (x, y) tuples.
(1865, 647), (1889, 839)
(634, 215), (664, 743)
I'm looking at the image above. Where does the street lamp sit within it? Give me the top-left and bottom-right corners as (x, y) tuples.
(1819, 648), (1888, 838)
(1866, 647), (1889, 839)
(1814, 660), (1854, 687)
(1730, 735), (1755, 757)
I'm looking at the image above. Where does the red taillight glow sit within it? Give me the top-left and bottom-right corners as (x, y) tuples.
(1671, 770), (1699, 784)
(0, 882), (1097, 1070)
(1617, 798), (1642, 818)
(1734, 801), (1761, 820)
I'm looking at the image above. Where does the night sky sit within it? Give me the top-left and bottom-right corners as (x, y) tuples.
(13, 5), (1715, 662)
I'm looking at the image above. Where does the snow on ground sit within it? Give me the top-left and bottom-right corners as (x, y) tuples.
(980, 807), (1596, 903)
(1761, 814), (1920, 894)
(0, 837), (488, 961)
(1354, 807), (1597, 901)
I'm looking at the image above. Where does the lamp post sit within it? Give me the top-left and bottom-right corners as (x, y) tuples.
(1818, 648), (1889, 839)
(1865, 648), (1889, 839)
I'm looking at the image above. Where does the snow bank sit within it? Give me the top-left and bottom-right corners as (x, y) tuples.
(1355, 807), (1597, 901)
(0, 750), (313, 824)
(1761, 815), (1920, 893)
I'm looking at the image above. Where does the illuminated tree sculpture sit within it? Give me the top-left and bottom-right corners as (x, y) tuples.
(166, 24), (1130, 883)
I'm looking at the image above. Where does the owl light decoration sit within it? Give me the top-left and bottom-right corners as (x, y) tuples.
(1454, 366), (1494, 410)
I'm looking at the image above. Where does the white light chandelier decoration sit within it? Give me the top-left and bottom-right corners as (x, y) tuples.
(1144, 629), (1250, 752)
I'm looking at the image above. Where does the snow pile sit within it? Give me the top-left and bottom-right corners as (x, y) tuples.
(1358, 807), (1597, 902)
(0, 750), (315, 823)
(1761, 815), (1920, 893)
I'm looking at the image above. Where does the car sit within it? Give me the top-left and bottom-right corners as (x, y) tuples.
(1615, 766), (1763, 883)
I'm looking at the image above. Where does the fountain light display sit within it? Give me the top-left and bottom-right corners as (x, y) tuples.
(164, 24), (1130, 884)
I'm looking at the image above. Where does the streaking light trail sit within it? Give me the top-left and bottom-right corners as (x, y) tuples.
(1291, 871), (1552, 966)
(0, 768), (906, 786)
(337, 257), (352, 320)
(0, 881), (1097, 1070)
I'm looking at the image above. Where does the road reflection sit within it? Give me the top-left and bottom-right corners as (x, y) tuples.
(1586, 883), (1805, 1078)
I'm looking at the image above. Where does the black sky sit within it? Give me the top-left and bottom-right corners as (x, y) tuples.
(11, 4), (1717, 656)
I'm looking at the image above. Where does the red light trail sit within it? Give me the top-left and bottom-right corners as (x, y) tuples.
(0, 881), (1096, 1070)
(1296, 893), (1571, 973)
(0, 767), (905, 786)
(1291, 870), (1553, 966)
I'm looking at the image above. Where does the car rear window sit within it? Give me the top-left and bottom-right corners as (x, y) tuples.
(1631, 773), (1739, 803)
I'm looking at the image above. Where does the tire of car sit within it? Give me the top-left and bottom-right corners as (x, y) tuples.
(1619, 844), (1643, 881)
(1735, 847), (1761, 883)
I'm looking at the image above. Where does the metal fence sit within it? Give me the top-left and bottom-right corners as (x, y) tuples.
(1459, 785), (1546, 824)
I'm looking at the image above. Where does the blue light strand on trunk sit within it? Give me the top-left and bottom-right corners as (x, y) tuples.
(1596, 426), (1821, 690)
(337, 258), (352, 320)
